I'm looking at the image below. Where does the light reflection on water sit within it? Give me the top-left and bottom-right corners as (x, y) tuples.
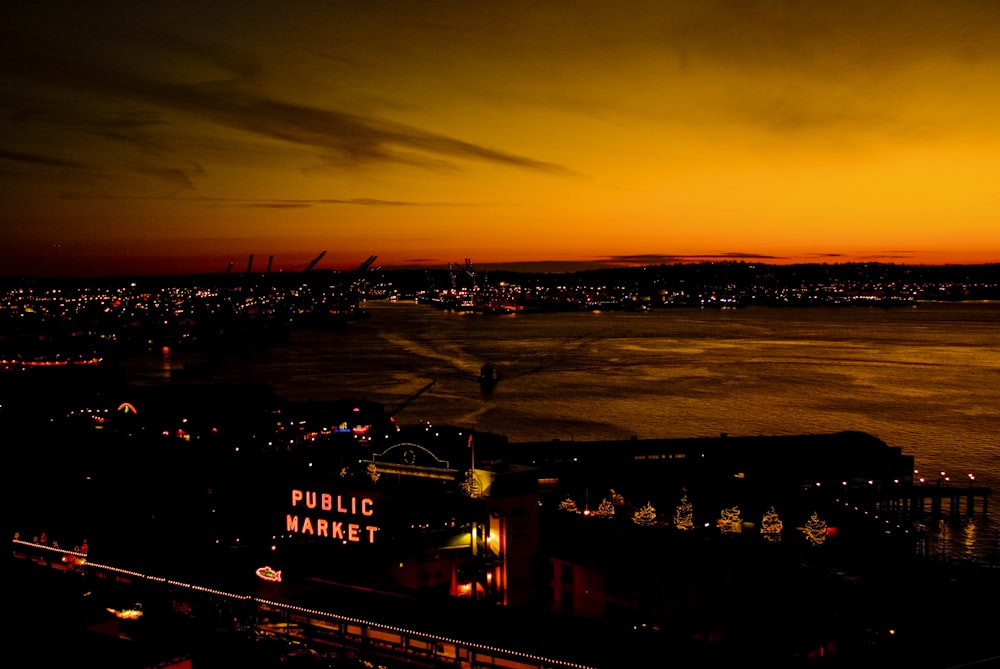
(962, 519), (978, 561)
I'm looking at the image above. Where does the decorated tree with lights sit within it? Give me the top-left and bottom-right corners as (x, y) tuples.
(760, 506), (783, 542)
(558, 496), (580, 513)
(366, 462), (380, 484)
(459, 469), (480, 497)
(609, 489), (625, 506)
(674, 495), (694, 530)
(632, 502), (657, 526)
(719, 506), (741, 534)
(802, 511), (828, 546)
(592, 498), (615, 518)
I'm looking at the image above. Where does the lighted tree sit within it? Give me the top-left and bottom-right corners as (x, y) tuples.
(609, 489), (625, 506)
(632, 502), (657, 526)
(592, 498), (615, 518)
(459, 469), (480, 497)
(366, 462), (380, 483)
(760, 506), (783, 542)
(558, 496), (580, 513)
(719, 506), (741, 534)
(674, 495), (694, 530)
(802, 512), (828, 546)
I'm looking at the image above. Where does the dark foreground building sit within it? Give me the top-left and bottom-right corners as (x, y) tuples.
(9, 383), (997, 667)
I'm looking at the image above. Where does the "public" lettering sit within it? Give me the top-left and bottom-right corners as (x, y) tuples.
(291, 490), (374, 516)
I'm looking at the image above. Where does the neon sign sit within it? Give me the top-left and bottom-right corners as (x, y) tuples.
(255, 566), (282, 582)
(286, 489), (379, 544)
(335, 421), (371, 435)
(107, 607), (143, 620)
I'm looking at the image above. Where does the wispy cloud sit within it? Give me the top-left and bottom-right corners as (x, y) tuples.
(0, 148), (89, 170)
(132, 163), (203, 192)
(0, 30), (573, 177)
(241, 198), (444, 209)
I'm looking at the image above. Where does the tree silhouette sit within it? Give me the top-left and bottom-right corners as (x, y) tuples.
(592, 498), (615, 518)
(760, 506), (783, 543)
(802, 511), (828, 546)
(719, 506), (741, 534)
(674, 495), (694, 530)
(558, 496), (580, 513)
(633, 502), (657, 526)
(459, 469), (480, 497)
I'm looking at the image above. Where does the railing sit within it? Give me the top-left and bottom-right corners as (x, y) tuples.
(11, 539), (595, 669)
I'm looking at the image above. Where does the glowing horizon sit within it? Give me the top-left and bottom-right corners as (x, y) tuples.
(3, 2), (1000, 277)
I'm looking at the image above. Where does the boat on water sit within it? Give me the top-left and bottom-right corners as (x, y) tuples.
(479, 363), (500, 391)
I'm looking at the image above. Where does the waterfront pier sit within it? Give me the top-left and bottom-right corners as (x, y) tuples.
(874, 483), (991, 519)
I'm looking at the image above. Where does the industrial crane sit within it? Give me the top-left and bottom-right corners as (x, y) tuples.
(346, 255), (378, 298)
(464, 258), (477, 289)
(304, 250), (327, 272)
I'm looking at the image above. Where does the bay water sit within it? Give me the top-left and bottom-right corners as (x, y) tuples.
(131, 299), (1000, 563)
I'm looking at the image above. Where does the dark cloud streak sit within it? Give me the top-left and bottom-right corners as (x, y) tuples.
(243, 198), (441, 208)
(602, 252), (787, 265)
(0, 148), (89, 170)
(0, 32), (572, 178)
(132, 163), (202, 193)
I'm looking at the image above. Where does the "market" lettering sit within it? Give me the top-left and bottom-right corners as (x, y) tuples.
(285, 515), (379, 543)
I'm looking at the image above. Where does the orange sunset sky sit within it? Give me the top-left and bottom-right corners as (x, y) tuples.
(2, 1), (999, 277)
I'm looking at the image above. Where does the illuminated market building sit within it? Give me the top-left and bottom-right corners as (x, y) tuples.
(264, 427), (542, 608)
